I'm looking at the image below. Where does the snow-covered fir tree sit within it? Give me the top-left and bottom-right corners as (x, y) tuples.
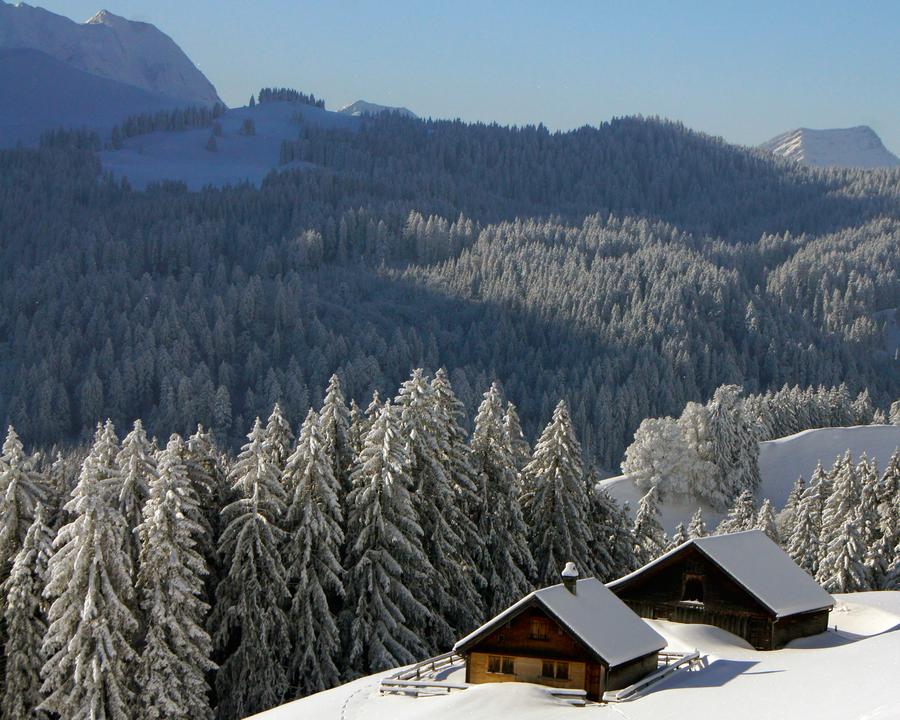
(503, 401), (531, 475)
(212, 418), (290, 720)
(755, 498), (780, 544)
(136, 434), (214, 720)
(40, 420), (138, 720)
(319, 374), (353, 498)
(263, 402), (294, 477)
(876, 450), (900, 547)
(687, 507), (707, 539)
(669, 522), (689, 550)
(707, 386), (759, 502)
(716, 489), (756, 535)
(778, 475), (806, 540)
(281, 409), (345, 695)
(344, 403), (433, 675)
(395, 370), (480, 652)
(856, 454), (882, 549)
(523, 400), (594, 585)
(632, 485), (666, 566)
(115, 419), (156, 578)
(590, 488), (637, 580)
(1, 505), (52, 720)
(787, 481), (822, 576)
(819, 451), (861, 563)
(347, 399), (365, 459)
(817, 514), (869, 593)
(0, 426), (45, 585)
(469, 384), (535, 615)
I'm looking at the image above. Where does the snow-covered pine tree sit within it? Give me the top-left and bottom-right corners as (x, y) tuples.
(347, 399), (365, 458)
(319, 374), (353, 498)
(40, 420), (139, 720)
(0, 426), (45, 585)
(755, 498), (780, 544)
(778, 475), (806, 540)
(429, 368), (485, 632)
(687, 507), (707, 539)
(263, 402), (294, 478)
(503, 401), (531, 475)
(890, 400), (900, 426)
(344, 403), (433, 675)
(115, 419), (156, 578)
(857, 454), (882, 551)
(590, 489), (637, 580)
(819, 451), (861, 564)
(876, 450), (899, 548)
(817, 513), (869, 593)
(523, 400), (594, 585)
(395, 370), (480, 652)
(469, 384), (535, 615)
(715, 489), (756, 535)
(632, 486), (666, 566)
(282, 409), (344, 695)
(787, 481), (822, 576)
(1, 505), (53, 720)
(136, 435), (214, 720)
(583, 480), (616, 581)
(669, 522), (689, 550)
(865, 535), (893, 590)
(212, 418), (290, 720)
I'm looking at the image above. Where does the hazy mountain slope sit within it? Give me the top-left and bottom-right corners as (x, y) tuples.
(0, 48), (186, 147)
(760, 126), (900, 169)
(338, 99), (418, 118)
(0, 1), (220, 106)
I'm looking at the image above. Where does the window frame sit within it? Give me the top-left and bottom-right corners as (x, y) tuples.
(530, 617), (550, 641)
(487, 655), (515, 675)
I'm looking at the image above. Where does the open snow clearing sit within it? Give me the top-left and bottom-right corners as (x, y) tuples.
(250, 590), (900, 720)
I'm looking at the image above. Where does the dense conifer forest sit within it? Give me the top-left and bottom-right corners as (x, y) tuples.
(1, 112), (897, 463)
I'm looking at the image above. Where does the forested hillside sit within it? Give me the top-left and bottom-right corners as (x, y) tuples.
(0, 112), (898, 465)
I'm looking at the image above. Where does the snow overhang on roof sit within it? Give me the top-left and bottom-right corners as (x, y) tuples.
(608, 529), (835, 618)
(453, 577), (666, 668)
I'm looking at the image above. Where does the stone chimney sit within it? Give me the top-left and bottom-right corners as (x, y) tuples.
(561, 562), (578, 594)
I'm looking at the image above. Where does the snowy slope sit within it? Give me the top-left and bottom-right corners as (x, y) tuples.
(249, 591), (900, 720)
(99, 101), (359, 190)
(599, 425), (900, 531)
(338, 100), (418, 119)
(0, 1), (220, 107)
(760, 126), (900, 169)
(0, 48), (185, 147)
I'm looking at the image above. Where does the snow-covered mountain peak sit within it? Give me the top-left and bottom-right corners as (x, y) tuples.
(338, 99), (418, 119)
(0, 1), (221, 107)
(759, 125), (899, 169)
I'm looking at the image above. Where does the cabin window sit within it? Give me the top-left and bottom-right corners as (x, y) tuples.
(542, 661), (569, 680)
(488, 656), (515, 675)
(682, 574), (705, 602)
(530, 618), (550, 640)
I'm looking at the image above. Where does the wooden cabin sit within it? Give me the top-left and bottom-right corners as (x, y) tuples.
(453, 564), (666, 701)
(608, 530), (834, 650)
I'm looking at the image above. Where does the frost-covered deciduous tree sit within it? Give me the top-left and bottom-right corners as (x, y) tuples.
(344, 403), (433, 675)
(212, 418), (290, 720)
(40, 421), (138, 720)
(2, 505), (52, 720)
(523, 400), (594, 585)
(115, 419), (156, 577)
(282, 409), (344, 695)
(136, 435), (214, 720)
(470, 384), (535, 614)
(632, 486), (666, 566)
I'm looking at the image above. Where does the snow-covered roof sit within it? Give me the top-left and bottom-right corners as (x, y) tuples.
(453, 577), (666, 668)
(609, 530), (834, 618)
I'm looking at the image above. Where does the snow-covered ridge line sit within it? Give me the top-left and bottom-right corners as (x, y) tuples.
(759, 126), (900, 169)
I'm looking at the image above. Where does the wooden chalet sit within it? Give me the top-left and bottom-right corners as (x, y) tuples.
(453, 563), (666, 701)
(608, 530), (834, 650)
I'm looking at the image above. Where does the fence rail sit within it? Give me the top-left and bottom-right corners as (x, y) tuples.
(603, 650), (703, 703)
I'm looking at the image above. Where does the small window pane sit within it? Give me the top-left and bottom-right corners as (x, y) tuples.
(488, 656), (501, 673)
(555, 662), (569, 680)
(531, 618), (549, 640)
(542, 661), (554, 677)
(502, 657), (515, 675)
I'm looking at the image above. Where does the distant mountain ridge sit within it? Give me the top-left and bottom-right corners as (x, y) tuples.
(0, 1), (221, 107)
(338, 99), (417, 119)
(760, 126), (899, 169)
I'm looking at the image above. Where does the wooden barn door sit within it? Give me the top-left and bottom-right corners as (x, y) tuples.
(587, 664), (603, 700)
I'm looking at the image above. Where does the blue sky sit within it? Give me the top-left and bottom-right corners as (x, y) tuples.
(38, 0), (900, 151)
